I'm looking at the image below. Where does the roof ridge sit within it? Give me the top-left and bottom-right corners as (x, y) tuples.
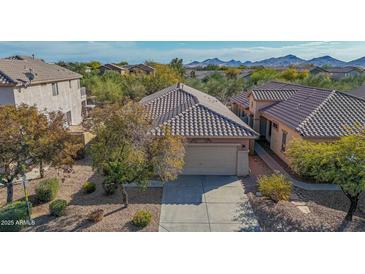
(153, 98), (198, 126)
(0, 68), (15, 84)
(140, 85), (177, 104)
(338, 89), (365, 103)
(196, 103), (257, 136)
(267, 80), (335, 92)
(296, 90), (337, 132)
(151, 104), (197, 132)
(178, 83), (252, 126)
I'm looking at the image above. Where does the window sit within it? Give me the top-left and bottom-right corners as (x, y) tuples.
(69, 80), (72, 89)
(281, 130), (288, 152)
(52, 83), (59, 96)
(65, 111), (72, 125)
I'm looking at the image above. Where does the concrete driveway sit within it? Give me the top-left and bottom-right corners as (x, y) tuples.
(159, 176), (261, 232)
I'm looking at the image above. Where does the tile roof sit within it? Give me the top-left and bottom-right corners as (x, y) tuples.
(239, 69), (254, 78)
(313, 66), (363, 74)
(141, 83), (258, 138)
(123, 64), (155, 72)
(0, 55), (81, 87)
(349, 85), (365, 99)
(261, 84), (365, 138)
(102, 63), (126, 71)
(230, 92), (249, 108)
(249, 81), (299, 101)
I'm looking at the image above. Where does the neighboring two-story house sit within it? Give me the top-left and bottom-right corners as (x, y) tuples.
(231, 81), (365, 164)
(0, 55), (86, 125)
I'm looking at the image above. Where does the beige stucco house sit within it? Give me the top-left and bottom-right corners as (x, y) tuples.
(101, 63), (155, 75)
(141, 83), (259, 176)
(309, 66), (364, 80)
(231, 81), (365, 164)
(0, 55), (86, 125)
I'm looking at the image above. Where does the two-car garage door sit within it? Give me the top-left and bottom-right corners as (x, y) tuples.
(182, 144), (245, 175)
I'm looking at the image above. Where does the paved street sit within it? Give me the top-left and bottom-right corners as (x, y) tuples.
(159, 175), (261, 232)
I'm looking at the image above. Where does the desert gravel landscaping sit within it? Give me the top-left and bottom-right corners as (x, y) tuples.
(243, 155), (365, 232)
(0, 158), (162, 232)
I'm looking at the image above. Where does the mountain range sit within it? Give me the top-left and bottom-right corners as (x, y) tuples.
(185, 55), (365, 68)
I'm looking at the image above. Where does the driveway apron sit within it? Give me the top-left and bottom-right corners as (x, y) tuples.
(159, 175), (261, 232)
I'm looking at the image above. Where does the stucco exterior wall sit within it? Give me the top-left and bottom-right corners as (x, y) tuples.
(268, 121), (302, 164)
(12, 79), (83, 125)
(0, 87), (16, 104)
(247, 95), (276, 132)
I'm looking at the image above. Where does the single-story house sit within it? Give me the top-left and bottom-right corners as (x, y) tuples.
(238, 69), (254, 79)
(100, 63), (155, 75)
(123, 64), (155, 75)
(309, 66), (363, 80)
(185, 69), (225, 80)
(141, 83), (259, 176)
(232, 81), (298, 131)
(100, 63), (129, 75)
(231, 81), (365, 164)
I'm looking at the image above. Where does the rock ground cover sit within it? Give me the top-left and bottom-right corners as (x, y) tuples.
(243, 155), (365, 231)
(0, 158), (162, 232)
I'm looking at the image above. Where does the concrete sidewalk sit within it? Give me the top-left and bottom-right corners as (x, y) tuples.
(255, 143), (340, 191)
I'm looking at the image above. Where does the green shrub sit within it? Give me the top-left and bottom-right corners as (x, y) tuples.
(35, 178), (60, 203)
(0, 201), (32, 232)
(132, 210), (152, 228)
(102, 178), (118, 195)
(258, 172), (292, 202)
(49, 199), (67, 217)
(82, 181), (96, 194)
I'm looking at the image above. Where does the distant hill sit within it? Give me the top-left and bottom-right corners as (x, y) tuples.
(252, 54), (305, 67)
(303, 55), (346, 67)
(185, 54), (365, 68)
(348, 57), (365, 67)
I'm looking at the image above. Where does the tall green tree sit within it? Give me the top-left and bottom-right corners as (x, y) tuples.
(0, 105), (80, 204)
(287, 131), (365, 221)
(89, 102), (185, 207)
(169, 58), (185, 77)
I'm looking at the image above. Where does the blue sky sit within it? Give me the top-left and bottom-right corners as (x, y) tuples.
(0, 41), (364, 64)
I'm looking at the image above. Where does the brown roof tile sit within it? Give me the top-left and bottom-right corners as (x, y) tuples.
(0, 56), (81, 86)
(141, 84), (258, 138)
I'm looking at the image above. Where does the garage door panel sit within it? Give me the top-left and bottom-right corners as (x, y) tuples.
(183, 145), (238, 175)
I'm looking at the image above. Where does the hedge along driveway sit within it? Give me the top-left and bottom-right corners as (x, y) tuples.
(158, 175), (261, 232)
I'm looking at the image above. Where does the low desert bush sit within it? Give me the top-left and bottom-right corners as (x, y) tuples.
(102, 178), (118, 195)
(82, 181), (96, 194)
(258, 172), (292, 202)
(35, 178), (60, 203)
(0, 201), (32, 232)
(132, 210), (152, 228)
(88, 209), (104, 223)
(49, 199), (67, 217)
